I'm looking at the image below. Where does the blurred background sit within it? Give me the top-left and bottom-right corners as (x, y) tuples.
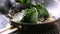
(0, 0), (60, 34)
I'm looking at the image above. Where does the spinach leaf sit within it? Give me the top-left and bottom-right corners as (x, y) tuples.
(36, 3), (49, 21)
(21, 7), (38, 23)
(19, 0), (31, 4)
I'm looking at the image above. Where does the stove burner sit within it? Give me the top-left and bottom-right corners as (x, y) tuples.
(10, 24), (59, 34)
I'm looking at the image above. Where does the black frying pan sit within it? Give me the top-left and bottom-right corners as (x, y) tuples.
(10, 0), (60, 30)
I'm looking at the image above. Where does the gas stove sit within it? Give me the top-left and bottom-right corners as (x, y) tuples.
(9, 24), (59, 34)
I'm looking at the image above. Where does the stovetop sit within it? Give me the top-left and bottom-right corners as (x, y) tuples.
(9, 20), (60, 34)
(9, 24), (59, 34)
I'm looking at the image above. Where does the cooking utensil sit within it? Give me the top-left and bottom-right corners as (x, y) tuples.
(11, 0), (60, 30)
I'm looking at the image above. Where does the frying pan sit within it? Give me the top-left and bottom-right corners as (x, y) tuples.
(11, 0), (60, 29)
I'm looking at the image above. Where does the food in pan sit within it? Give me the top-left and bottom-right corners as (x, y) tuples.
(11, 2), (50, 24)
